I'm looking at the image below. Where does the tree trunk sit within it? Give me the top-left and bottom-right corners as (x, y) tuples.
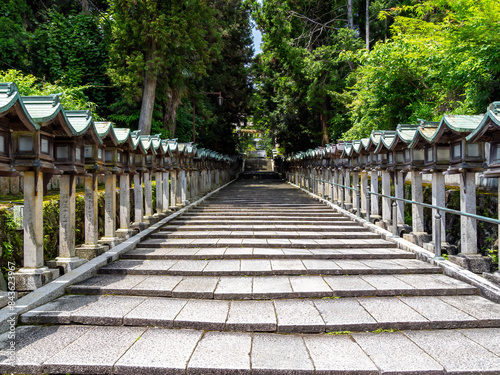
(81, 0), (90, 14)
(163, 87), (183, 138)
(320, 100), (329, 147)
(347, 0), (353, 30)
(138, 41), (157, 136)
(366, 0), (370, 50)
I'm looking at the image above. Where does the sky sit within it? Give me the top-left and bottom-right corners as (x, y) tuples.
(252, 26), (262, 56)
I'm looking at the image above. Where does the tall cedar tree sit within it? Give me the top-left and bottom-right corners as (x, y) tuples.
(108, 0), (220, 135)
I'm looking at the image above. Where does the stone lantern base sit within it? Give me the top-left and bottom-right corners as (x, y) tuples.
(403, 232), (432, 248)
(449, 254), (492, 274)
(76, 244), (108, 261)
(13, 267), (59, 291)
(46, 257), (87, 275)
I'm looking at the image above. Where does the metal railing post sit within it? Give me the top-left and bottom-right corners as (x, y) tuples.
(356, 183), (361, 218)
(366, 190), (371, 223)
(434, 210), (444, 259)
(341, 184), (345, 210)
(392, 200), (398, 236)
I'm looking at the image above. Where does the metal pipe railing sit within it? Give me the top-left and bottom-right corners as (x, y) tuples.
(293, 174), (500, 262)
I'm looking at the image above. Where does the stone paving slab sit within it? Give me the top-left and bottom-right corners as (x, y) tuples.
(130, 275), (183, 296)
(304, 334), (379, 374)
(274, 299), (325, 333)
(226, 300), (276, 331)
(43, 326), (146, 374)
(353, 331), (445, 374)
(174, 299), (230, 330)
(214, 276), (253, 299)
(251, 333), (315, 374)
(123, 298), (188, 327)
(187, 331), (252, 374)
(404, 329), (500, 373)
(314, 298), (378, 332)
(71, 295), (146, 325)
(114, 328), (202, 375)
(0, 325), (92, 375)
(164, 224), (366, 232)
(171, 276), (220, 298)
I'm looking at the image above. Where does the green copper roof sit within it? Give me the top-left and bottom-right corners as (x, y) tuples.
(467, 102), (500, 142)
(374, 131), (396, 153)
(0, 83), (39, 131)
(396, 124), (419, 143)
(64, 110), (94, 136)
(22, 95), (64, 123)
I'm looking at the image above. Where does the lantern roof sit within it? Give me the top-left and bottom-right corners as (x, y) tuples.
(64, 110), (102, 144)
(430, 115), (484, 144)
(467, 102), (500, 143)
(113, 128), (135, 149)
(95, 121), (119, 146)
(0, 83), (40, 132)
(374, 131), (396, 154)
(22, 95), (73, 136)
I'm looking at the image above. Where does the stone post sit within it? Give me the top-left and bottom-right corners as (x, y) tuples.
(162, 171), (169, 213)
(431, 172), (446, 246)
(155, 171), (163, 214)
(352, 171), (359, 213)
(76, 174), (107, 260)
(15, 171), (56, 290)
(370, 170), (380, 218)
(394, 171), (405, 225)
(381, 171), (391, 224)
(133, 173), (147, 229)
(48, 174), (86, 273)
(143, 171), (155, 222)
(99, 174), (121, 247)
(460, 172), (477, 254)
(344, 170), (352, 207)
(402, 171), (430, 247)
(332, 169), (337, 202)
(360, 171), (368, 215)
(170, 170), (177, 209)
(116, 173), (135, 239)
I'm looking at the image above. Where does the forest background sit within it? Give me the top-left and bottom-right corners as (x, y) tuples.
(1, 0), (499, 155)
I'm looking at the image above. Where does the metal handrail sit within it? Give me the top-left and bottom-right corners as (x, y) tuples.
(292, 174), (499, 262)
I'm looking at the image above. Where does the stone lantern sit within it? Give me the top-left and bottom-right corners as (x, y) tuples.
(373, 131), (396, 229)
(408, 121), (446, 252)
(130, 131), (148, 229)
(137, 136), (157, 223)
(111, 127), (137, 240)
(0, 85), (55, 290)
(428, 114), (487, 271)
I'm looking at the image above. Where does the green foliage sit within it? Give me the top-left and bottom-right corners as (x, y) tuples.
(0, 69), (97, 113)
(0, 0), (32, 71)
(29, 9), (110, 110)
(342, 0), (500, 139)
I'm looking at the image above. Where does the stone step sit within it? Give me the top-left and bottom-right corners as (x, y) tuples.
(161, 224), (368, 232)
(149, 231), (379, 240)
(180, 212), (344, 217)
(170, 219), (353, 225)
(20, 295), (499, 333)
(169, 217), (355, 227)
(96, 258), (442, 276)
(122, 247), (416, 260)
(198, 204), (329, 208)
(66, 274), (475, 299)
(6, 325), (500, 375)
(189, 208), (334, 213)
(139, 237), (397, 249)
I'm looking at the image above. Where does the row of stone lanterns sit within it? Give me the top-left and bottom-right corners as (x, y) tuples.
(285, 102), (500, 273)
(0, 82), (236, 291)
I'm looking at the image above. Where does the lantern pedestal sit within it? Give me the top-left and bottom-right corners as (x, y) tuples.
(403, 232), (432, 248)
(14, 267), (59, 291)
(449, 254), (492, 274)
(46, 257), (87, 274)
(76, 244), (108, 261)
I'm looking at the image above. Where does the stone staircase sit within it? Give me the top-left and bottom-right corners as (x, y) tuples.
(4, 180), (500, 374)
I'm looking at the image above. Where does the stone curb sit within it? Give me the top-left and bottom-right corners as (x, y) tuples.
(0, 177), (238, 334)
(288, 181), (500, 303)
